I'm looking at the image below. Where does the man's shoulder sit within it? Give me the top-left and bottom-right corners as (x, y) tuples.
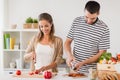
(72, 16), (85, 25)
(74, 16), (84, 21)
(97, 19), (108, 28)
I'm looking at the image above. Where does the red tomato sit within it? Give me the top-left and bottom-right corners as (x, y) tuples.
(34, 70), (39, 74)
(118, 55), (120, 58)
(117, 54), (120, 56)
(29, 72), (34, 75)
(16, 70), (21, 75)
(44, 71), (52, 79)
(117, 54), (120, 60)
(111, 57), (117, 62)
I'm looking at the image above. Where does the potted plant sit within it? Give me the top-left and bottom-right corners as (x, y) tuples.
(23, 17), (33, 29)
(32, 19), (38, 29)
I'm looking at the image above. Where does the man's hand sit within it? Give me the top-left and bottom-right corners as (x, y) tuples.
(74, 62), (84, 71)
(66, 55), (76, 67)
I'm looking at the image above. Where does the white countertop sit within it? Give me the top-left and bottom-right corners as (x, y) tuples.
(0, 70), (89, 80)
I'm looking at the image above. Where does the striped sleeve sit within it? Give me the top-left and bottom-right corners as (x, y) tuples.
(67, 17), (79, 39)
(67, 25), (74, 39)
(98, 27), (110, 50)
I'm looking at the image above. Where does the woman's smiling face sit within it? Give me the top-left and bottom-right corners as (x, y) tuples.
(39, 20), (52, 35)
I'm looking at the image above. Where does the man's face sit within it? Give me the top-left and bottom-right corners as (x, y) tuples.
(84, 10), (99, 25)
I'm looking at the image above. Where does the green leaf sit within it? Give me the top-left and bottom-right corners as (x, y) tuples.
(98, 52), (112, 62)
(26, 17), (33, 23)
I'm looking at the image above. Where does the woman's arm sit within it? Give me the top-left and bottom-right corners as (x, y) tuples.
(24, 36), (36, 62)
(38, 62), (57, 72)
(54, 37), (63, 65)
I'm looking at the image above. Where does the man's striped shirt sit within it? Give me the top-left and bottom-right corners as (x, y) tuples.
(67, 16), (110, 73)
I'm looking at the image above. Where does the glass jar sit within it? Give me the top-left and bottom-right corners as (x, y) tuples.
(88, 68), (98, 80)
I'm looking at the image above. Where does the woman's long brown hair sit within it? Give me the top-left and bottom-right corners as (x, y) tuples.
(36, 13), (55, 44)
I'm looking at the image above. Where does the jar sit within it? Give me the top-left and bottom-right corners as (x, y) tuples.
(88, 68), (98, 80)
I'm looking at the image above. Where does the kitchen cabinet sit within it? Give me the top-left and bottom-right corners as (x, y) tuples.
(2, 29), (38, 71)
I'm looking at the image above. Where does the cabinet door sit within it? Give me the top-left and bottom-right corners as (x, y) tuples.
(3, 51), (20, 70)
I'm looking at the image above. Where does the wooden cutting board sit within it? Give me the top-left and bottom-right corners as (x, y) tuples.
(12, 73), (44, 78)
(12, 72), (57, 78)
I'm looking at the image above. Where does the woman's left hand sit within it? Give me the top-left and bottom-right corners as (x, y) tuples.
(35, 66), (46, 73)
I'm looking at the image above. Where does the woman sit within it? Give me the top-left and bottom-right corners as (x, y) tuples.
(24, 13), (63, 73)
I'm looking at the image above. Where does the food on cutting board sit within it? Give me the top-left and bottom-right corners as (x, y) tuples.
(68, 73), (85, 77)
(63, 72), (86, 78)
(34, 70), (39, 74)
(13, 70), (57, 78)
(28, 70), (40, 75)
(16, 70), (21, 75)
(29, 72), (34, 75)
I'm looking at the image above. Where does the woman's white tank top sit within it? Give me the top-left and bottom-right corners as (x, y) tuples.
(35, 43), (54, 69)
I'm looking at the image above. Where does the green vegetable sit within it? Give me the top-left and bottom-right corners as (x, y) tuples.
(98, 52), (112, 62)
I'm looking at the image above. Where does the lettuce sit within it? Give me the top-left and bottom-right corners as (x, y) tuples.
(98, 52), (112, 61)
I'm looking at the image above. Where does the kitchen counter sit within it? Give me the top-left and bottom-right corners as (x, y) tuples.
(0, 70), (89, 80)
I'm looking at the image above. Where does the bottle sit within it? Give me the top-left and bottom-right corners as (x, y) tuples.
(10, 38), (15, 49)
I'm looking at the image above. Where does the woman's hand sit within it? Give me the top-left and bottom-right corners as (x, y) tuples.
(30, 51), (36, 62)
(24, 51), (36, 62)
(35, 66), (46, 73)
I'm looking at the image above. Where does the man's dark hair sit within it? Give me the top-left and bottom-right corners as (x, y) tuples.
(85, 1), (100, 14)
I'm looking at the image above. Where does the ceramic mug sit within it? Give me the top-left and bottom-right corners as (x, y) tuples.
(10, 62), (16, 68)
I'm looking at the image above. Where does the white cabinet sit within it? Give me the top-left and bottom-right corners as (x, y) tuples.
(2, 29), (38, 71)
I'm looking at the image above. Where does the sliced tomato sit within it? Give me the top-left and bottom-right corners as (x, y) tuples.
(29, 72), (34, 75)
(34, 70), (39, 74)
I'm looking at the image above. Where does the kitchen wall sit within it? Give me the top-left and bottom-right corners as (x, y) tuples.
(1, 0), (120, 68)
(0, 0), (4, 72)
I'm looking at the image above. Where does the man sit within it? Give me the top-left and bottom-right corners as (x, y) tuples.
(64, 1), (110, 73)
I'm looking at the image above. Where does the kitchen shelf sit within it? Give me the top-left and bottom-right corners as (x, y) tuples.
(2, 29), (38, 71)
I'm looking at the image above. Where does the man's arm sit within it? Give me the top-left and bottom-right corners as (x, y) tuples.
(64, 38), (75, 67)
(75, 50), (106, 71)
(83, 50), (106, 64)
(64, 38), (73, 58)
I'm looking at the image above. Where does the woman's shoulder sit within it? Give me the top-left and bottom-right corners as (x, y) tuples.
(54, 36), (63, 42)
(54, 36), (62, 40)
